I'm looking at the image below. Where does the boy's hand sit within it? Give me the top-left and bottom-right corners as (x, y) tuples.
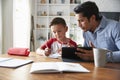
(57, 49), (62, 55)
(44, 48), (51, 56)
(67, 43), (76, 47)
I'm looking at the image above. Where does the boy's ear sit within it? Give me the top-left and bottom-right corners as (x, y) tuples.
(65, 26), (68, 31)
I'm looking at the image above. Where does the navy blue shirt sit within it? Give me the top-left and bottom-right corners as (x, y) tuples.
(83, 16), (120, 62)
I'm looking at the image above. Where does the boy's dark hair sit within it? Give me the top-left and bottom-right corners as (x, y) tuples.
(49, 17), (67, 27)
(74, 1), (101, 21)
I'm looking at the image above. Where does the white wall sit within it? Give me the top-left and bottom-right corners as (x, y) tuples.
(2, 0), (13, 54)
(0, 0), (2, 54)
(82, 0), (120, 12)
(31, 0), (35, 15)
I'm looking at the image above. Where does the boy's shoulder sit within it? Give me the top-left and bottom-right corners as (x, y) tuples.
(48, 38), (57, 42)
(46, 38), (58, 45)
(68, 38), (76, 42)
(68, 38), (77, 47)
(41, 38), (58, 49)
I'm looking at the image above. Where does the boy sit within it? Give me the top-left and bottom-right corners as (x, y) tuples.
(36, 17), (77, 58)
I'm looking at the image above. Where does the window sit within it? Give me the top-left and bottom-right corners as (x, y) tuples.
(13, 0), (31, 48)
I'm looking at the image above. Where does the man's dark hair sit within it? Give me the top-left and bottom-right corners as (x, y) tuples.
(74, 1), (101, 21)
(49, 17), (67, 27)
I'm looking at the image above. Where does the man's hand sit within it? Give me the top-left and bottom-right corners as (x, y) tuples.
(75, 41), (95, 61)
(75, 48), (94, 61)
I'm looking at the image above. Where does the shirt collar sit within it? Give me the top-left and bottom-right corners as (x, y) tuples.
(94, 16), (107, 33)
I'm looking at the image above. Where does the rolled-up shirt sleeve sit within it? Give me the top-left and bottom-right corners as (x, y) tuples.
(107, 22), (120, 62)
(107, 51), (120, 62)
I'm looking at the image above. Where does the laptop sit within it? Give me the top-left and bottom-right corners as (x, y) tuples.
(62, 47), (92, 62)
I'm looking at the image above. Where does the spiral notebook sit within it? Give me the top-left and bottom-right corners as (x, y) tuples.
(0, 57), (33, 68)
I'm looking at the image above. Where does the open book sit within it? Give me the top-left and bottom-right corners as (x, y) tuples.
(30, 62), (90, 73)
(0, 57), (33, 68)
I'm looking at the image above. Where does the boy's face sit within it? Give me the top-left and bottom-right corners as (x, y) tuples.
(75, 13), (95, 32)
(51, 24), (68, 41)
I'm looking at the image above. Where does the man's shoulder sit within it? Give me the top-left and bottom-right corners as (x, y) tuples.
(103, 16), (119, 26)
(106, 19), (120, 30)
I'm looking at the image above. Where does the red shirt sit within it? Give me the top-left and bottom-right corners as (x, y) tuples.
(40, 38), (77, 55)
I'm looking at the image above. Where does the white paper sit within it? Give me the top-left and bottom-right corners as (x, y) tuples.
(30, 62), (60, 73)
(30, 62), (90, 73)
(48, 53), (61, 59)
(57, 62), (90, 72)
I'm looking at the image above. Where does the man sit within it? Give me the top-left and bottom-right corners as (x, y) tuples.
(74, 1), (120, 62)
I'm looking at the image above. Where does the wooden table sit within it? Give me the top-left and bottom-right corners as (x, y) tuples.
(0, 52), (120, 80)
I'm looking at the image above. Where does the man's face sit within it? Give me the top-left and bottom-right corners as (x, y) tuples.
(75, 13), (93, 32)
(51, 24), (67, 41)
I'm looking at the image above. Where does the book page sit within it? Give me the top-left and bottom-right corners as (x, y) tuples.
(57, 62), (90, 72)
(30, 62), (90, 73)
(30, 62), (60, 73)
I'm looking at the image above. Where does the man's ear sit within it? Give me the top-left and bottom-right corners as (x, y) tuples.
(90, 15), (96, 22)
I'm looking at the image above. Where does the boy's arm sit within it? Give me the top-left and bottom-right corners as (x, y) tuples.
(36, 38), (54, 56)
(36, 48), (45, 56)
(36, 48), (51, 56)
